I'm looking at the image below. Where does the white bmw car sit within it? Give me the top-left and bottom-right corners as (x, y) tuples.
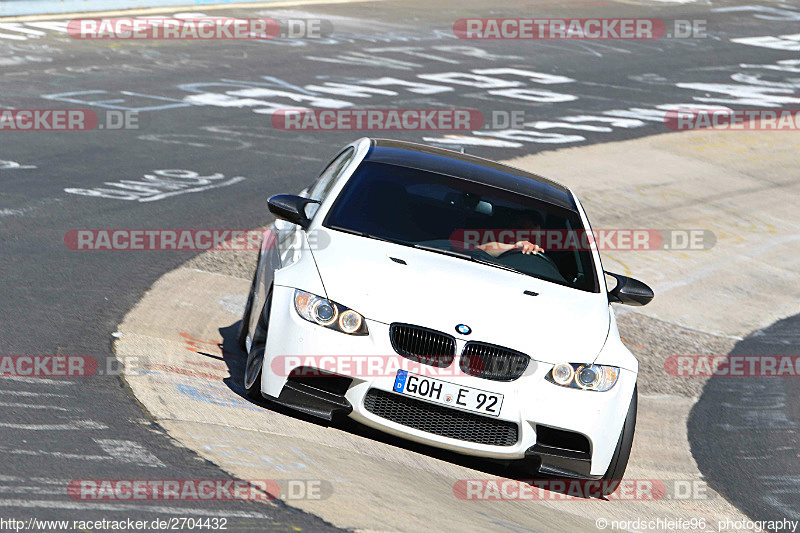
(238, 138), (653, 495)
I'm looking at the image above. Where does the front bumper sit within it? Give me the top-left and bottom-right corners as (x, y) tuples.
(263, 284), (637, 477)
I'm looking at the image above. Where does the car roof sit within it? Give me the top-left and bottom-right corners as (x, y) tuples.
(365, 138), (577, 212)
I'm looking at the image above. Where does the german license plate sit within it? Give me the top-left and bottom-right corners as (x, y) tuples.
(392, 370), (503, 417)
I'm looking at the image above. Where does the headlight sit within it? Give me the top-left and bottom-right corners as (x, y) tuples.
(294, 290), (368, 335)
(546, 363), (619, 392)
(338, 310), (363, 334)
(552, 362), (574, 386)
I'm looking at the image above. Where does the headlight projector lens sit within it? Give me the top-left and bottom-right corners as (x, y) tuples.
(552, 362), (575, 386)
(339, 310), (362, 333)
(313, 301), (337, 325)
(577, 365), (601, 389)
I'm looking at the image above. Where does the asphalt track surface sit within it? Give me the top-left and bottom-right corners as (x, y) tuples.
(1, 0), (799, 529)
(690, 313), (800, 529)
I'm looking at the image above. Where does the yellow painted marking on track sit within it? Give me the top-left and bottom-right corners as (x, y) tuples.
(0, 0), (378, 22)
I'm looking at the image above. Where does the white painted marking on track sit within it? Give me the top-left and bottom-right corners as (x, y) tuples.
(65, 170), (247, 202)
(0, 390), (66, 398)
(95, 439), (166, 468)
(0, 448), (123, 462)
(760, 492), (800, 519)
(0, 23), (45, 36)
(0, 485), (63, 496)
(0, 401), (70, 411)
(0, 499), (273, 517)
(712, 5), (800, 21)
(0, 0), (374, 23)
(422, 134), (523, 148)
(0, 375), (73, 385)
(23, 21), (69, 32)
(0, 32), (26, 40)
(0, 420), (107, 430)
(140, 177), (246, 202)
(0, 441), (163, 466)
(732, 34), (800, 51)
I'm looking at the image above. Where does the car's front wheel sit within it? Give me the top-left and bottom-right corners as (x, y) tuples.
(243, 290), (272, 401)
(599, 384), (637, 496)
(236, 253), (260, 352)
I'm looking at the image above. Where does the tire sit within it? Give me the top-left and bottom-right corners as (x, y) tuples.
(243, 290), (272, 402)
(236, 254), (260, 352)
(600, 384), (638, 496)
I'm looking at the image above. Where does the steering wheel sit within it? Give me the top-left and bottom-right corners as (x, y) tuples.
(497, 248), (559, 268)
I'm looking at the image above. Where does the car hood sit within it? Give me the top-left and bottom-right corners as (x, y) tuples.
(310, 230), (610, 365)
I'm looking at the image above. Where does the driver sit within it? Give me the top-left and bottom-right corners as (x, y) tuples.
(478, 212), (545, 257)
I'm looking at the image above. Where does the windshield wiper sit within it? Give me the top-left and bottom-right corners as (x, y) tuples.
(412, 244), (473, 260)
(327, 225), (411, 246)
(414, 244), (525, 275)
(470, 255), (525, 274)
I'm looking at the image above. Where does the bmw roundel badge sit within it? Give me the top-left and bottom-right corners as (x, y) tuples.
(456, 324), (471, 335)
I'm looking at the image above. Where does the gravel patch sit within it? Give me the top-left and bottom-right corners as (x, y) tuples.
(616, 311), (737, 398)
(182, 244), (260, 280)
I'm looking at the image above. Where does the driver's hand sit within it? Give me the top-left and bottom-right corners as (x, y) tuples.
(515, 241), (544, 255)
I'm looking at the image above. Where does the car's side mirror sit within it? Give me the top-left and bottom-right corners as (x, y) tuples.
(605, 272), (654, 306)
(267, 194), (320, 229)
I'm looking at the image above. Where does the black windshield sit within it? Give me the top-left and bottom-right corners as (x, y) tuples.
(324, 161), (599, 293)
